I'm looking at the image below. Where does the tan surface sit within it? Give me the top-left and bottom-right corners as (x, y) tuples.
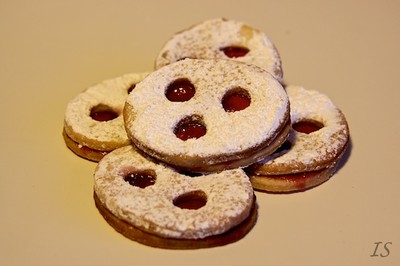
(1, 0), (399, 265)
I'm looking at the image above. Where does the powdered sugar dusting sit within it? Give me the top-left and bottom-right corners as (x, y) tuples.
(155, 18), (282, 81)
(125, 59), (288, 158)
(255, 85), (349, 173)
(64, 72), (149, 150)
(94, 146), (254, 239)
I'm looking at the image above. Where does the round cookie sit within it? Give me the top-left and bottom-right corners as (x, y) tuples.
(94, 145), (257, 249)
(155, 18), (283, 82)
(63, 72), (149, 161)
(246, 85), (350, 193)
(124, 59), (290, 173)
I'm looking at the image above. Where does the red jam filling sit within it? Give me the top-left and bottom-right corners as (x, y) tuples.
(165, 78), (196, 102)
(123, 170), (156, 189)
(222, 88), (251, 112)
(277, 171), (320, 181)
(90, 104), (119, 122)
(265, 169), (324, 191)
(174, 115), (206, 141)
(292, 120), (324, 134)
(173, 190), (207, 210)
(78, 144), (104, 154)
(220, 46), (250, 58)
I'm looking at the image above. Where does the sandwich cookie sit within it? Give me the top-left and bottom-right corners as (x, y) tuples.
(155, 18), (283, 82)
(246, 85), (350, 192)
(94, 145), (257, 249)
(63, 72), (149, 161)
(124, 59), (290, 173)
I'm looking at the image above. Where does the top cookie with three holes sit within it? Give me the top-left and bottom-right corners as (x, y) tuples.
(124, 58), (290, 173)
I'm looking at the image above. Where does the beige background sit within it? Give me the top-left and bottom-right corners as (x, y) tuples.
(1, 0), (399, 265)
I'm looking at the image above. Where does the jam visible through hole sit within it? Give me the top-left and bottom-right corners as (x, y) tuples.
(174, 115), (206, 141)
(165, 78), (195, 102)
(173, 190), (207, 210)
(90, 104), (119, 122)
(222, 88), (251, 112)
(123, 170), (156, 189)
(292, 120), (324, 134)
(220, 46), (250, 58)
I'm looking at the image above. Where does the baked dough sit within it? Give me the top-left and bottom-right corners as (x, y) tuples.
(155, 18), (283, 82)
(124, 59), (290, 172)
(94, 145), (257, 249)
(63, 72), (148, 161)
(246, 85), (350, 192)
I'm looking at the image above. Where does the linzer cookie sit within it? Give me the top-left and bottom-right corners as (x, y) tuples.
(124, 59), (290, 173)
(94, 145), (257, 249)
(246, 85), (350, 192)
(155, 18), (283, 82)
(63, 72), (149, 161)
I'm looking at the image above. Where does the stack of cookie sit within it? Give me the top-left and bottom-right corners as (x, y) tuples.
(63, 18), (350, 249)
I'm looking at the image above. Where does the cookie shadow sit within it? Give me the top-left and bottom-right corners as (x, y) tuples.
(336, 136), (353, 173)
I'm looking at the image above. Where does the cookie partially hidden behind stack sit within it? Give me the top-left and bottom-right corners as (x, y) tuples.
(63, 72), (148, 161)
(246, 85), (350, 193)
(155, 17), (283, 82)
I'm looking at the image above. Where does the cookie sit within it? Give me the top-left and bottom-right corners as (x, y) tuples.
(94, 145), (257, 249)
(155, 18), (283, 82)
(124, 59), (290, 173)
(246, 85), (350, 192)
(63, 72), (148, 161)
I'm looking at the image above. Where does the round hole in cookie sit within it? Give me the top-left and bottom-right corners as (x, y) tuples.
(173, 190), (207, 210)
(292, 120), (324, 134)
(127, 83), (136, 94)
(222, 87), (251, 112)
(174, 115), (207, 141)
(165, 78), (196, 102)
(220, 46), (250, 58)
(90, 104), (119, 122)
(123, 169), (156, 189)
